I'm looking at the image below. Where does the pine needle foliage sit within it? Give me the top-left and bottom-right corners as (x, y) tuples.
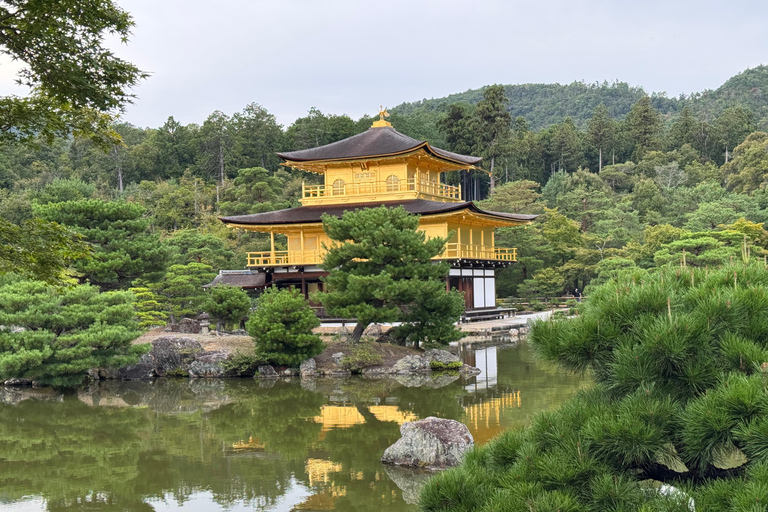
(420, 263), (768, 511)
(0, 280), (145, 387)
(246, 287), (323, 367)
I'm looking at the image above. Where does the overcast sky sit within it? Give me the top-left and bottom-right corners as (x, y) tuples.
(4, 0), (767, 129)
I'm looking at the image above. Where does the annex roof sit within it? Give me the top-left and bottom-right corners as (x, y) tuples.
(203, 271), (266, 289)
(219, 199), (536, 227)
(276, 126), (482, 166)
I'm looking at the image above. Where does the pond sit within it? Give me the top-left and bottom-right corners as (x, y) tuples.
(0, 342), (589, 512)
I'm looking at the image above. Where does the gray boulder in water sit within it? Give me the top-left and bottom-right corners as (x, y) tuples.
(392, 355), (430, 374)
(381, 416), (474, 469)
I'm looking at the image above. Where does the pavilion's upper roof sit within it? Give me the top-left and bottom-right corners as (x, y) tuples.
(219, 199), (536, 227)
(276, 126), (482, 166)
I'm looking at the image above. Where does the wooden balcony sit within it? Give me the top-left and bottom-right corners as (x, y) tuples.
(301, 178), (461, 205)
(246, 245), (516, 267)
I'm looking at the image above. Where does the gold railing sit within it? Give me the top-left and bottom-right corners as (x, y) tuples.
(247, 250), (323, 267)
(443, 244), (517, 261)
(246, 245), (516, 266)
(302, 179), (461, 202)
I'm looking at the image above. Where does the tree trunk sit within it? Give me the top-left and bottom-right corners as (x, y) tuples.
(599, 148), (602, 173)
(489, 155), (495, 194)
(218, 142), (225, 185)
(350, 322), (367, 343)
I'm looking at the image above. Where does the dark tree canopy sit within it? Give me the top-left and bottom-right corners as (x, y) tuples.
(0, 0), (146, 145)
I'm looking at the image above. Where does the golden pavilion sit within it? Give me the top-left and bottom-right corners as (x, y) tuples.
(218, 111), (535, 312)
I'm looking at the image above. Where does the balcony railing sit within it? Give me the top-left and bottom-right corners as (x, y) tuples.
(246, 244), (516, 267)
(301, 178), (461, 203)
(443, 244), (517, 261)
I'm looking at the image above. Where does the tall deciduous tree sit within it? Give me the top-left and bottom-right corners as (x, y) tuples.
(198, 110), (232, 186)
(0, 0), (146, 146)
(317, 206), (463, 345)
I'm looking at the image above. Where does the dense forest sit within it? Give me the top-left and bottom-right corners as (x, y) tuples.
(393, 65), (768, 131)
(2, 66), (768, 312)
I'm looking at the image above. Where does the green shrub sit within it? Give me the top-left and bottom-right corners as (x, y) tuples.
(565, 298), (578, 307)
(529, 300), (546, 312)
(430, 360), (462, 371)
(418, 263), (768, 511)
(203, 284), (251, 331)
(221, 353), (263, 377)
(246, 287), (324, 367)
(0, 280), (146, 387)
(338, 343), (383, 372)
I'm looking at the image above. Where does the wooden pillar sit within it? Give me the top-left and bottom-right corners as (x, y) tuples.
(270, 230), (275, 263)
(301, 274), (307, 299)
(457, 226), (462, 256)
(300, 230), (304, 263)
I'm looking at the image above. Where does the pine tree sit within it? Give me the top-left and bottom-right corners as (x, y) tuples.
(246, 287), (323, 367)
(316, 206), (463, 345)
(421, 263), (768, 511)
(0, 279), (145, 387)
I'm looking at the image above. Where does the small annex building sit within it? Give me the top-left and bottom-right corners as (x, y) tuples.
(217, 111), (536, 313)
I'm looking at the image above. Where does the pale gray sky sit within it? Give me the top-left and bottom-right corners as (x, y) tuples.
(3, 0), (767, 128)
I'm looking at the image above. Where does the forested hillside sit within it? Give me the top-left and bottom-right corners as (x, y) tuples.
(2, 66), (768, 314)
(392, 65), (768, 131)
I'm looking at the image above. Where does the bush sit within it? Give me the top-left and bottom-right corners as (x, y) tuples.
(529, 300), (546, 311)
(430, 360), (462, 371)
(338, 343), (383, 373)
(221, 353), (263, 377)
(418, 263), (768, 510)
(0, 280), (146, 387)
(203, 285), (251, 331)
(246, 287), (324, 367)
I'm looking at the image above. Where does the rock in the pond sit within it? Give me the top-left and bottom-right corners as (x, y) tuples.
(300, 358), (316, 377)
(422, 349), (460, 366)
(331, 352), (346, 365)
(392, 355), (430, 374)
(188, 351), (229, 378)
(361, 366), (395, 376)
(394, 373), (432, 387)
(178, 318), (201, 334)
(148, 336), (204, 376)
(280, 368), (299, 377)
(257, 365), (277, 378)
(459, 364), (482, 376)
(3, 378), (32, 387)
(116, 360), (156, 380)
(381, 417), (474, 469)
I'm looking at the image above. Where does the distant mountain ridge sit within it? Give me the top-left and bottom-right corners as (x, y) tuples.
(391, 66), (768, 131)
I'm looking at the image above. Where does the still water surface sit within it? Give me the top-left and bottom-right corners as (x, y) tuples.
(0, 343), (589, 512)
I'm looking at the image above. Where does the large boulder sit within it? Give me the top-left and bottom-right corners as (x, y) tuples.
(116, 358), (156, 380)
(188, 351), (230, 378)
(178, 318), (201, 334)
(381, 417), (474, 469)
(300, 358), (317, 377)
(147, 336), (204, 376)
(257, 365), (277, 378)
(392, 355), (430, 374)
(423, 349), (460, 366)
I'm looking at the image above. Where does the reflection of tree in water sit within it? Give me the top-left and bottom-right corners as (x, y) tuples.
(0, 388), (313, 512)
(0, 398), (152, 510)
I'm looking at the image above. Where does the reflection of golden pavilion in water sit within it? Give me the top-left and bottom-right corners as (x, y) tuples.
(313, 405), (418, 432)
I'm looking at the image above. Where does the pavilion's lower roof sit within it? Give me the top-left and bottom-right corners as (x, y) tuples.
(219, 199), (537, 226)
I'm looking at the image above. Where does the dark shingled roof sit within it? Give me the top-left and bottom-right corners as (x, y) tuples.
(219, 199), (537, 226)
(276, 126), (482, 166)
(203, 272), (266, 289)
